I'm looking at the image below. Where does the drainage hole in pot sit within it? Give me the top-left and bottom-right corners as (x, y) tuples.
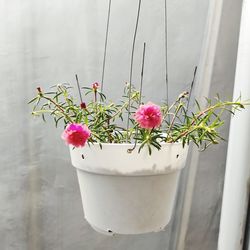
(81, 154), (85, 159)
(176, 154), (179, 158)
(107, 229), (113, 233)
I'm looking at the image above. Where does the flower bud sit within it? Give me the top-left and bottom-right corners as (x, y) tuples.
(92, 82), (99, 91)
(80, 102), (87, 109)
(37, 87), (43, 96)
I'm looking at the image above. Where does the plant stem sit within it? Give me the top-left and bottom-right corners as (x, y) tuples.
(42, 95), (74, 123)
(169, 101), (243, 143)
(166, 103), (183, 141)
(162, 91), (188, 123)
(191, 101), (242, 126)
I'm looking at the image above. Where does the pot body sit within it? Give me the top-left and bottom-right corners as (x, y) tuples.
(70, 143), (188, 235)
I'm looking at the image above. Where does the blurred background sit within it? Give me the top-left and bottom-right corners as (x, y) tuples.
(0, 0), (243, 249)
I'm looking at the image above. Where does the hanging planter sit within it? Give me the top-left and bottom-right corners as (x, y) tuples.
(28, 83), (247, 235)
(70, 142), (188, 235)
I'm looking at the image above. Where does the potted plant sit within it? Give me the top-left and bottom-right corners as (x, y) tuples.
(29, 82), (246, 235)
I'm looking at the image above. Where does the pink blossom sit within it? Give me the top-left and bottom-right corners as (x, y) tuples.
(61, 123), (91, 147)
(134, 102), (162, 129)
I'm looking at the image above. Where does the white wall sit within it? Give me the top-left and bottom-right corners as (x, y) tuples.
(182, 0), (243, 249)
(218, 0), (250, 248)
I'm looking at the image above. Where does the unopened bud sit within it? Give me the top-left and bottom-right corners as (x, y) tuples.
(92, 82), (99, 91)
(80, 102), (87, 109)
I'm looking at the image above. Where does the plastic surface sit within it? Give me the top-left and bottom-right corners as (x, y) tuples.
(70, 142), (188, 176)
(70, 143), (189, 235)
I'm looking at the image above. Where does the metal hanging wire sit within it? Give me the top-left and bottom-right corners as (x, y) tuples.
(186, 66), (198, 112)
(126, 0), (142, 142)
(164, 0), (169, 107)
(75, 74), (83, 103)
(139, 42), (146, 105)
(164, 0), (197, 123)
(101, 0), (112, 93)
(128, 42), (147, 153)
(98, 0), (197, 145)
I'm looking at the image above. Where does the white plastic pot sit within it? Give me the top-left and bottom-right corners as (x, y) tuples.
(69, 142), (189, 235)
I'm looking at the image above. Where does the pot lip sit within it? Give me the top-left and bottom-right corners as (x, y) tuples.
(70, 141), (189, 176)
(80, 141), (183, 148)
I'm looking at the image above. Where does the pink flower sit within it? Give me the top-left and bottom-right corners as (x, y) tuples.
(134, 102), (162, 129)
(61, 123), (91, 147)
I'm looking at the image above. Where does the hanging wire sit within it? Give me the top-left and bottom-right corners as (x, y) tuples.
(101, 0), (112, 93)
(186, 66), (197, 112)
(128, 42), (146, 153)
(126, 0), (142, 142)
(139, 42), (146, 105)
(75, 74), (83, 103)
(164, 0), (169, 107)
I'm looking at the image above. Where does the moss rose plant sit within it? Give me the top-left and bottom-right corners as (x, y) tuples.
(29, 81), (247, 154)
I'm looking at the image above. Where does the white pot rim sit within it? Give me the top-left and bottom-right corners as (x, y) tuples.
(84, 141), (182, 147)
(70, 142), (189, 176)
